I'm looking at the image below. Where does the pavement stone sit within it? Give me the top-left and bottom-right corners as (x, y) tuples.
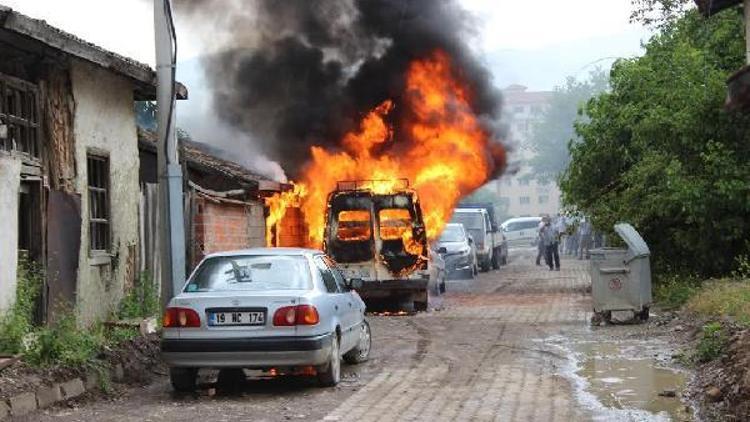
(60, 378), (85, 400)
(36, 384), (63, 408)
(9, 392), (37, 417)
(0, 400), (9, 420)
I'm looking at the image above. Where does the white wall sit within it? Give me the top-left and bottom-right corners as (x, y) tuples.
(0, 156), (20, 313)
(70, 59), (140, 325)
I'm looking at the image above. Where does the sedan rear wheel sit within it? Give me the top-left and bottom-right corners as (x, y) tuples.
(317, 334), (341, 387)
(169, 367), (197, 392)
(344, 320), (372, 364)
(217, 368), (245, 393)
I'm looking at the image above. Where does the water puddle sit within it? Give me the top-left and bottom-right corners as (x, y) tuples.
(546, 337), (692, 421)
(576, 342), (690, 421)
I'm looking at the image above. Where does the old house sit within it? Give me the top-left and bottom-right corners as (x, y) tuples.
(137, 129), (267, 288)
(0, 7), (185, 324)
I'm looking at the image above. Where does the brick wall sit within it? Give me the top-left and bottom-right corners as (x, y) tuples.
(192, 196), (265, 266)
(275, 206), (309, 247)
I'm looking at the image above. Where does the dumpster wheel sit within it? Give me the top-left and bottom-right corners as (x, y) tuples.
(590, 310), (612, 326)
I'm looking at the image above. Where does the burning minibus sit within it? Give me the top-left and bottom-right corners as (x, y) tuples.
(323, 179), (431, 310)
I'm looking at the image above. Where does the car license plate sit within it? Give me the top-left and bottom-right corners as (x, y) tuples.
(209, 311), (265, 326)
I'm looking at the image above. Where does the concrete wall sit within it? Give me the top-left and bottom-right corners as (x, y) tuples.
(191, 197), (265, 267)
(0, 156), (21, 313)
(70, 60), (140, 325)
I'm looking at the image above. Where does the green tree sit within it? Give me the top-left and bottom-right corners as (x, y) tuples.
(561, 9), (750, 276)
(527, 70), (608, 183)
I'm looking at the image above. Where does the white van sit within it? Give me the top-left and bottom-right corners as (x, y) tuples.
(451, 208), (507, 271)
(501, 217), (542, 248)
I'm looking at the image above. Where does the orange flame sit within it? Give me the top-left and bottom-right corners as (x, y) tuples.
(264, 183), (305, 247)
(266, 50), (504, 248)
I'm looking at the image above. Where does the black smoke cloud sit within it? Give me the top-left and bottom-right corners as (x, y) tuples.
(175, 0), (502, 177)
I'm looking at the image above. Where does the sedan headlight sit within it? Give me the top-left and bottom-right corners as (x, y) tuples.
(459, 247), (471, 256)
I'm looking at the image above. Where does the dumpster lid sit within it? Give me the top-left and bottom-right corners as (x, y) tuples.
(614, 223), (650, 257)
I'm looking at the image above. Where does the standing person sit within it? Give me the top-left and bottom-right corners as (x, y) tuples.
(541, 216), (560, 271)
(578, 217), (592, 260)
(535, 216), (547, 266)
(565, 217), (579, 256)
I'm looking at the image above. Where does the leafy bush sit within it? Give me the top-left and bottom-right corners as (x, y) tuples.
(118, 272), (160, 319)
(0, 258), (43, 354)
(653, 273), (701, 309)
(693, 322), (727, 363)
(561, 9), (750, 278)
(24, 314), (105, 368)
(731, 254), (750, 280)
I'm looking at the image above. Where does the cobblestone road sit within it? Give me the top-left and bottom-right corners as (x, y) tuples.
(24, 249), (650, 422)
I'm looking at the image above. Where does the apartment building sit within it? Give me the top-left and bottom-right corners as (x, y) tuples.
(494, 84), (561, 219)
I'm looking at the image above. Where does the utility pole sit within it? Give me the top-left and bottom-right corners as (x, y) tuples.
(154, 0), (186, 303)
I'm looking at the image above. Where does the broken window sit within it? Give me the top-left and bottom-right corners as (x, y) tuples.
(0, 74), (40, 159)
(87, 154), (110, 252)
(379, 208), (412, 240)
(336, 210), (372, 241)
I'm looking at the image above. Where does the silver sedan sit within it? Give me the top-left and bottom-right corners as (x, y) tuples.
(161, 248), (372, 391)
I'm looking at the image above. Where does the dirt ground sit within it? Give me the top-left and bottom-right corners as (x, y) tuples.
(17, 249), (694, 422)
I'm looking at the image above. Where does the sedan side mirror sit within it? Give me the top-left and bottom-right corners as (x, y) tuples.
(467, 237), (474, 245)
(437, 246), (448, 254)
(347, 278), (364, 290)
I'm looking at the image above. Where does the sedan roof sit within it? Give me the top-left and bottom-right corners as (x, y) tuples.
(204, 247), (324, 259)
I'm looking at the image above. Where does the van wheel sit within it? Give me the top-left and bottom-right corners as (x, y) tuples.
(344, 320), (372, 364)
(317, 335), (341, 387)
(169, 367), (197, 392)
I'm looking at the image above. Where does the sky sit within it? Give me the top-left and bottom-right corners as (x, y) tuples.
(1, 0), (651, 90)
(0, 0), (651, 177)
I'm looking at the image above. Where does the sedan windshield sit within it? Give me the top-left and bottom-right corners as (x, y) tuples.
(184, 255), (311, 292)
(439, 225), (466, 242)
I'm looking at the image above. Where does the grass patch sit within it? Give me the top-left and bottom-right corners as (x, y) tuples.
(653, 273), (702, 309)
(118, 272), (160, 320)
(0, 263), (150, 369)
(693, 322), (728, 363)
(24, 315), (105, 367)
(0, 258), (43, 354)
(686, 279), (750, 326)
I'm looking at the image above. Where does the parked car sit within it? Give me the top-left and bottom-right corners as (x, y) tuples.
(457, 203), (508, 268)
(501, 217), (542, 248)
(161, 248), (372, 391)
(435, 223), (478, 279)
(451, 208), (505, 271)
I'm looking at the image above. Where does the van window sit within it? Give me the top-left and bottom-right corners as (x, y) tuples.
(336, 210), (372, 241)
(379, 208), (412, 240)
(505, 220), (540, 232)
(451, 213), (483, 230)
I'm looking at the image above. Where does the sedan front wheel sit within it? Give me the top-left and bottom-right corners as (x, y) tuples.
(344, 320), (372, 364)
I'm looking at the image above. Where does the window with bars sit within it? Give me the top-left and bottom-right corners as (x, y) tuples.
(0, 74), (40, 159)
(87, 154), (110, 252)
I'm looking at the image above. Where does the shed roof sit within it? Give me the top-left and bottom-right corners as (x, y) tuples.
(137, 128), (266, 186)
(0, 6), (187, 100)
